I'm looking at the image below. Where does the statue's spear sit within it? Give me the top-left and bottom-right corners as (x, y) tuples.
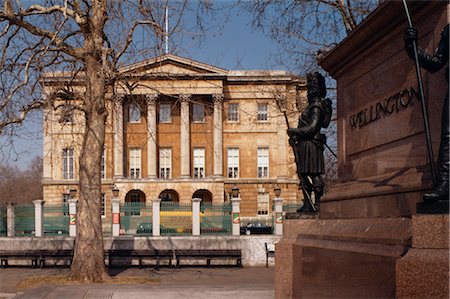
(401, 0), (438, 185)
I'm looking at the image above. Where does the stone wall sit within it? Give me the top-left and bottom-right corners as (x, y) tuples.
(0, 235), (281, 267)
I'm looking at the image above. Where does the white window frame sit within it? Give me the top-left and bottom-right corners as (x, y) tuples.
(257, 103), (268, 122)
(101, 193), (106, 218)
(129, 103), (141, 123)
(257, 192), (270, 215)
(193, 147), (205, 179)
(159, 148), (172, 179)
(257, 147), (269, 178)
(228, 103), (239, 122)
(129, 148), (141, 179)
(192, 103), (205, 123)
(227, 147), (239, 179)
(159, 103), (172, 123)
(101, 148), (106, 179)
(62, 148), (74, 180)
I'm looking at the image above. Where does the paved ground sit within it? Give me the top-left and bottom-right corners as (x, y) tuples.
(0, 266), (274, 299)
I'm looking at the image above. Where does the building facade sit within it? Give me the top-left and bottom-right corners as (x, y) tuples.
(41, 54), (305, 221)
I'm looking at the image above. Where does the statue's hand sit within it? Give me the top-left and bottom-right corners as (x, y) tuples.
(404, 26), (417, 47)
(287, 128), (297, 137)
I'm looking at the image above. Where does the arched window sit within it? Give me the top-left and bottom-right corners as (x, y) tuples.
(125, 190), (146, 215)
(159, 189), (179, 202)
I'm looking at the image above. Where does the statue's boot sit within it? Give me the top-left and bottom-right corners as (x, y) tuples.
(423, 163), (449, 202)
(424, 99), (449, 202)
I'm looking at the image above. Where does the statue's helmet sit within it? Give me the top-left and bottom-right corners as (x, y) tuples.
(306, 72), (326, 100)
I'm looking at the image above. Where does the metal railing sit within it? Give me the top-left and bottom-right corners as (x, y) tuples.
(14, 204), (35, 237)
(200, 203), (232, 235)
(43, 203), (69, 236)
(0, 205), (6, 236)
(160, 202), (192, 236)
(120, 202), (152, 235)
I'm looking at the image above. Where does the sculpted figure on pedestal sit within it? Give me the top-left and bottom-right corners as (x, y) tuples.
(288, 72), (332, 213)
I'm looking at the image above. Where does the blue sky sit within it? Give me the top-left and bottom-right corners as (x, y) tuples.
(1, 2), (288, 170)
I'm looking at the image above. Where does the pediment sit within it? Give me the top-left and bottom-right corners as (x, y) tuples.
(119, 54), (228, 77)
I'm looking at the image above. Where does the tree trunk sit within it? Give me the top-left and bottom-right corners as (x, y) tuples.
(69, 1), (109, 282)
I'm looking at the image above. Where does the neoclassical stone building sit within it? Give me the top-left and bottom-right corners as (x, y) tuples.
(41, 54), (305, 219)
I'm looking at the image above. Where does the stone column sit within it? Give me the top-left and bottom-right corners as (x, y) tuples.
(213, 94), (224, 178)
(192, 198), (202, 236)
(273, 197), (284, 236)
(231, 198), (241, 236)
(146, 94), (158, 179)
(6, 203), (15, 237)
(111, 198), (121, 236)
(180, 94), (191, 178)
(32, 199), (45, 237)
(113, 95), (124, 178)
(152, 198), (161, 237)
(68, 199), (77, 237)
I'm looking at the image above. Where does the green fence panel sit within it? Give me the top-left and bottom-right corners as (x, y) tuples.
(14, 204), (35, 236)
(120, 202), (152, 235)
(102, 218), (112, 236)
(43, 203), (69, 236)
(200, 203), (232, 235)
(160, 202), (192, 236)
(0, 205), (6, 236)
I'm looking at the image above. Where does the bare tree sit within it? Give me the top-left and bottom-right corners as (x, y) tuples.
(0, 0), (216, 282)
(0, 156), (42, 204)
(240, 0), (377, 187)
(238, 0), (377, 73)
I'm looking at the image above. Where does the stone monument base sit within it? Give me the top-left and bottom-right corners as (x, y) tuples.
(396, 214), (449, 299)
(275, 218), (411, 298)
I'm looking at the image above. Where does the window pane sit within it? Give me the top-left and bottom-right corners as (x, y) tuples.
(129, 103), (141, 123)
(257, 103), (268, 121)
(193, 148), (205, 178)
(227, 148), (239, 178)
(228, 104), (239, 121)
(63, 148), (74, 180)
(257, 193), (270, 215)
(129, 148), (141, 179)
(101, 149), (106, 179)
(257, 147), (269, 178)
(159, 148), (172, 179)
(101, 193), (105, 217)
(159, 104), (171, 123)
(192, 103), (205, 122)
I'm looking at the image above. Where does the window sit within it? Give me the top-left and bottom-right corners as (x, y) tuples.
(192, 103), (205, 123)
(62, 193), (70, 216)
(129, 148), (141, 179)
(257, 103), (268, 122)
(193, 148), (205, 178)
(159, 103), (171, 123)
(257, 147), (269, 178)
(59, 104), (74, 124)
(227, 147), (239, 178)
(159, 148), (172, 179)
(101, 193), (106, 217)
(129, 103), (141, 123)
(128, 192), (142, 216)
(257, 193), (270, 215)
(228, 103), (239, 122)
(101, 148), (106, 179)
(62, 148), (74, 179)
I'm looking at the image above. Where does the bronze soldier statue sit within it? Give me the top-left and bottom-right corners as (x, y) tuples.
(288, 72), (332, 212)
(405, 24), (449, 203)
